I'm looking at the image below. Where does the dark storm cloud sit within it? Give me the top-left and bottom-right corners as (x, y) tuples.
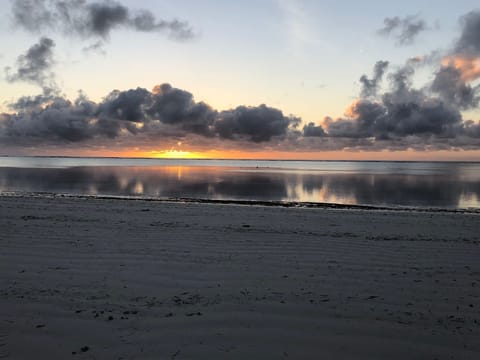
(387, 63), (415, 97)
(147, 84), (217, 136)
(5, 37), (57, 91)
(1, 89), (147, 144)
(430, 11), (480, 98)
(8, 92), (58, 111)
(431, 65), (480, 109)
(81, 1), (129, 37)
(318, 60), (480, 147)
(97, 87), (151, 123)
(1, 96), (98, 143)
(303, 122), (326, 137)
(378, 15), (427, 45)
(0, 84), (302, 145)
(455, 11), (480, 55)
(359, 60), (389, 98)
(370, 98), (462, 138)
(215, 105), (300, 143)
(11, 0), (194, 40)
(464, 120), (480, 138)
(2, 77), (479, 149)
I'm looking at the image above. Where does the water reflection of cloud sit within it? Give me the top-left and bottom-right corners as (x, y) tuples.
(0, 166), (479, 208)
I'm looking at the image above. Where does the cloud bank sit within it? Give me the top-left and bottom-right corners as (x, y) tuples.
(0, 83), (301, 146)
(1, 70), (478, 151)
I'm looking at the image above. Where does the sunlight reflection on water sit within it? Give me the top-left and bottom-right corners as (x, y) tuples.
(0, 157), (479, 209)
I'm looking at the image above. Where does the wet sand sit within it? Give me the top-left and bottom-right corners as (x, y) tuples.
(1, 195), (479, 359)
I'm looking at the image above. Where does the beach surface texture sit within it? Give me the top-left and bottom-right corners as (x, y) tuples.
(1, 195), (479, 359)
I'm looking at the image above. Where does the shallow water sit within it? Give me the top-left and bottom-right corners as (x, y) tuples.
(0, 157), (479, 209)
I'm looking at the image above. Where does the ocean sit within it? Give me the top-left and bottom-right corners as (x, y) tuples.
(0, 156), (479, 209)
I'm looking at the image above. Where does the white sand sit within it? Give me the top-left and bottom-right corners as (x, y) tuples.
(0, 195), (479, 359)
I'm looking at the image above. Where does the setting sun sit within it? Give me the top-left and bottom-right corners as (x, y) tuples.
(150, 149), (205, 159)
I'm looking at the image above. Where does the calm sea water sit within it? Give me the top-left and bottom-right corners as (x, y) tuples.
(0, 156), (479, 209)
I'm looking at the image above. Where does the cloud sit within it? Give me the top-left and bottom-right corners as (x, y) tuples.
(455, 11), (480, 56)
(378, 15), (427, 45)
(425, 10), (480, 113)
(436, 12), (480, 88)
(0, 84), (301, 146)
(431, 65), (480, 109)
(310, 58), (480, 149)
(11, 0), (53, 33)
(1, 96), (99, 143)
(8, 92), (59, 111)
(1, 75), (479, 150)
(147, 84), (216, 137)
(300, 47), (478, 150)
(98, 87), (151, 123)
(4, 37), (57, 92)
(11, 0), (194, 41)
(82, 40), (107, 55)
(441, 55), (480, 82)
(303, 122), (326, 137)
(215, 105), (300, 143)
(359, 60), (389, 98)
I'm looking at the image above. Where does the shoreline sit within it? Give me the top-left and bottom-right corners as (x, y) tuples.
(2, 192), (480, 214)
(1, 195), (479, 359)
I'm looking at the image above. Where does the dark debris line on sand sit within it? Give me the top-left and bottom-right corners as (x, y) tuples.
(2, 192), (479, 214)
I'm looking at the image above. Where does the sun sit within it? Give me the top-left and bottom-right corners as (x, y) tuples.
(150, 149), (204, 159)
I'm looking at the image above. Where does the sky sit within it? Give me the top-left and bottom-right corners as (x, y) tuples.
(0, 0), (480, 160)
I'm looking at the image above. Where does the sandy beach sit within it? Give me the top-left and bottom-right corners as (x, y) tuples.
(0, 195), (479, 359)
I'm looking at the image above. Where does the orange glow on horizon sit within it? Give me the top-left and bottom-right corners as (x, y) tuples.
(9, 141), (479, 162)
(52, 148), (480, 162)
(149, 149), (205, 159)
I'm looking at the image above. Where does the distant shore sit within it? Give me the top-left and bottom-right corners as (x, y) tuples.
(1, 195), (479, 359)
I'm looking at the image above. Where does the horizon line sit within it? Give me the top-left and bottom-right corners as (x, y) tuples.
(0, 155), (479, 163)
